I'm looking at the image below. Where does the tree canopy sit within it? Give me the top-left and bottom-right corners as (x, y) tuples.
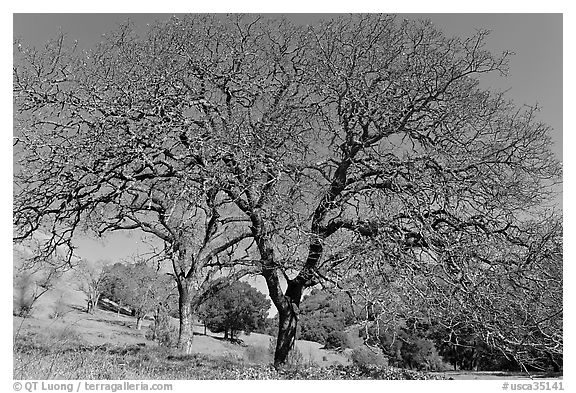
(101, 259), (176, 328)
(199, 281), (271, 340)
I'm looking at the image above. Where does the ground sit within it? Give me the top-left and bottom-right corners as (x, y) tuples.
(13, 279), (350, 368)
(13, 279), (560, 380)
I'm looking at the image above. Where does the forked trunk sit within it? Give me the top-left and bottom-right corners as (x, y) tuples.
(177, 281), (194, 354)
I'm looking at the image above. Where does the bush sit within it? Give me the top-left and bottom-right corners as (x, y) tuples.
(14, 273), (36, 317)
(145, 314), (177, 347)
(48, 327), (83, 344)
(325, 331), (351, 350)
(351, 346), (388, 367)
(49, 293), (69, 319)
(403, 338), (450, 371)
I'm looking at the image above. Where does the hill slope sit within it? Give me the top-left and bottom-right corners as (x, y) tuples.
(14, 283), (350, 367)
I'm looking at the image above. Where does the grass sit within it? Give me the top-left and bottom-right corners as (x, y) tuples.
(13, 305), (447, 380)
(13, 282), (446, 380)
(14, 332), (447, 380)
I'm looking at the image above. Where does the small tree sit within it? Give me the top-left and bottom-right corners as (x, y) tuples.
(73, 259), (109, 314)
(13, 242), (66, 317)
(102, 260), (175, 329)
(200, 281), (271, 340)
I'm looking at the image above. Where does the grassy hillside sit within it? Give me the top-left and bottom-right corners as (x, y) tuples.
(13, 277), (360, 380)
(13, 275), (555, 380)
(14, 288), (350, 364)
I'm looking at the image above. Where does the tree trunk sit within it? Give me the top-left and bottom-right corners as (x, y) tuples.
(136, 316), (143, 330)
(274, 304), (299, 367)
(272, 279), (304, 367)
(94, 293), (100, 311)
(177, 281), (194, 354)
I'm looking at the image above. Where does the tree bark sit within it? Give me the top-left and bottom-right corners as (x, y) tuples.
(272, 280), (304, 368)
(136, 316), (143, 330)
(274, 304), (299, 367)
(177, 280), (194, 354)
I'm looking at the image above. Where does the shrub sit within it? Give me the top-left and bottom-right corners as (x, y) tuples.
(350, 346), (388, 366)
(145, 315), (177, 347)
(403, 338), (450, 371)
(325, 331), (351, 350)
(14, 273), (36, 317)
(49, 294), (69, 319)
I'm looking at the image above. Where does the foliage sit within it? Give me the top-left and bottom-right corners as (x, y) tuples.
(145, 314), (178, 347)
(325, 331), (352, 350)
(350, 346), (388, 367)
(49, 291), (69, 319)
(101, 260), (175, 328)
(298, 288), (356, 347)
(199, 282), (271, 339)
(255, 315), (279, 336)
(13, 246), (64, 317)
(73, 259), (109, 314)
(13, 272), (36, 317)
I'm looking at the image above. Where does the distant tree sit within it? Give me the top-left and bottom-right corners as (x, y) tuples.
(200, 282), (271, 340)
(13, 242), (68, 317)
(73, 259), (109, 314)
(102, 259), (176, 329)
(298, 288), (356, 347)
(13, 271), (38, 317)
(99, 263), (124, 305)
(255, 314), (279, 337)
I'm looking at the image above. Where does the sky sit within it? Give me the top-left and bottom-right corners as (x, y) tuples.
(11, 13), (564, 303)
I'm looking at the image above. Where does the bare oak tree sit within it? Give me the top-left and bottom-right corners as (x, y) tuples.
(73, 259), (108, 314)
(14, 15), (561, 366)
(14, 16), (262, 353)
